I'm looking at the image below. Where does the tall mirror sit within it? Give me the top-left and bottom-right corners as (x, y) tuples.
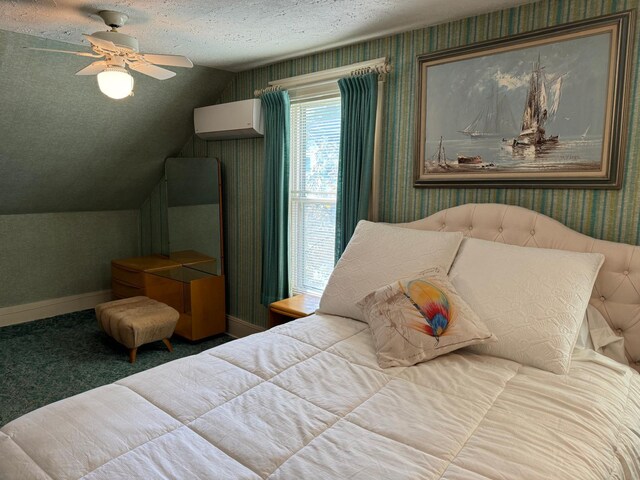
(122, 156), (226, 340)
(163, 157), (223, 276)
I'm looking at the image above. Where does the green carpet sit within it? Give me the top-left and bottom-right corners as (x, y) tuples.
(0, 309), (233, 427)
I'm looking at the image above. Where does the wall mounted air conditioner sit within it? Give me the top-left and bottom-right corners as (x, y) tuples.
(194, 99), (264, 140)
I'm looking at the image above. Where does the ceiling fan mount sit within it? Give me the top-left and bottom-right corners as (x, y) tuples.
(97, 10), (129, 30)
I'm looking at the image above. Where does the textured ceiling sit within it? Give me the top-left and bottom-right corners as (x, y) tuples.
(0, 0), (531, 71)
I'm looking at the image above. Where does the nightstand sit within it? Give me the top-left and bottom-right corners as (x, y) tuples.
(268, 294), (320, 328)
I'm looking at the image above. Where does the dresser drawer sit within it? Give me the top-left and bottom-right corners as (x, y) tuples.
(111, 264), (144, 287)
(111, 279), (146, 298)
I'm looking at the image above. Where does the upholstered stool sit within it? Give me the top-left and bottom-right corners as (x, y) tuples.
(95, 296), (180, 363)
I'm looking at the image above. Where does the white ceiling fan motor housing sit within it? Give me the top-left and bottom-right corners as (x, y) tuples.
(91, 31), (139, 52)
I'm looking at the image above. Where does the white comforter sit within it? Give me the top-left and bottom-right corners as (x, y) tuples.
(1, 313), (639, 479)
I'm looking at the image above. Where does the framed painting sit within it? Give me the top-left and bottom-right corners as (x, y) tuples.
(414, 11), (634, 188)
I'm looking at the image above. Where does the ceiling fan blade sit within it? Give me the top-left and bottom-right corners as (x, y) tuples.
(129, 62), (176, 80)
(140, 54), (193, 68)
(83, 33), (117, 51)
(26, 47), (102, 58)
(75, 61), (108, 76)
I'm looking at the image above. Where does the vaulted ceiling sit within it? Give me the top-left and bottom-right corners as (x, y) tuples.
(0, 30), (233, 214)
(0, 0), (533, 215)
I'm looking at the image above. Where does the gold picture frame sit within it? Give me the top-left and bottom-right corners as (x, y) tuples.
(414, 11), (634, 188)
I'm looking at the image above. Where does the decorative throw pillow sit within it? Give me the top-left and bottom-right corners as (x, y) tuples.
(318, 221), (464, 322)
(449, 238), (605, 375)
(358, 268), (495, 368)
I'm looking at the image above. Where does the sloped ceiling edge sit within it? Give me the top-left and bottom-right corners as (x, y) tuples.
(0, 29), (234, 214)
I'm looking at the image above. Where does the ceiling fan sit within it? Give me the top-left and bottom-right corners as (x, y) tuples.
(29, 10), (194, 99)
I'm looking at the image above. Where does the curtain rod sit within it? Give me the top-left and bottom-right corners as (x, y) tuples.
(350, 63), (391, 77)
(254, 60), (391, 97)
(254, 85), (282, 97)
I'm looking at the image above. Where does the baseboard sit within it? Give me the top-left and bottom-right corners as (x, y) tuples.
(226, 314), (266, 338)
(1, 297), (268, 335)
(0, 290), (112, 328)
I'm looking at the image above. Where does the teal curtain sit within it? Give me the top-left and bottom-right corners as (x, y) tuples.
(260, 91), (291, 306)
(335, 73), (378, 262)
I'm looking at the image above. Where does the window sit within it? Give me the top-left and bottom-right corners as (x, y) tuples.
(289, 96), (341, 296)
(271, 57), (386, 297)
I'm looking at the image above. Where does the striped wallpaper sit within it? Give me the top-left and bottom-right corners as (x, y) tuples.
(181, 0), (640, 327)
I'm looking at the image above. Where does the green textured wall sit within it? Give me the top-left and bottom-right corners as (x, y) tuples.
(0, 29), (233, 214)
(0, 211), (139, 307)
(182, 0), (640, 327)
(0, 29), (232, 309)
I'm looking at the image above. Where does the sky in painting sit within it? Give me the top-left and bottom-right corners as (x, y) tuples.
(424, 31), (611, 141)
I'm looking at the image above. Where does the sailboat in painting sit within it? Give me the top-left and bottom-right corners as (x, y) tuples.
(430, 136), (451, 168)
(459, 84), (518, 138)
(504, 55), (564, 152)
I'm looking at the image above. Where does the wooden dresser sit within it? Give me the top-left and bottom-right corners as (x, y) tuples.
(111, 253), (225, 341)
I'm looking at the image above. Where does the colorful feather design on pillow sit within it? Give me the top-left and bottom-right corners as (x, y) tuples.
(401, 279), (452, 342)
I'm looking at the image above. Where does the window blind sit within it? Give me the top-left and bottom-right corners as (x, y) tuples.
(289, 96), (341, 296)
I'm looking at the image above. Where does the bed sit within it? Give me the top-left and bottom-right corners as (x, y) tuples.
(1, 203), (639, 479)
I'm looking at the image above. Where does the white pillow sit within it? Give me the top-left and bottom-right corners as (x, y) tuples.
(318, 221), (463, 322)
(575, 304), (628, 366)
(449, 238), (604, 374)
(575, 308), (595, 350)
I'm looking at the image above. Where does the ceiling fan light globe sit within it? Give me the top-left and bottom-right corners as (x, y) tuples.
(97, 67), (134, 99)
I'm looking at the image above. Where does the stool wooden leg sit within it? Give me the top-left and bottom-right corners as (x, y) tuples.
(162, 338), (173, 353)
(129, 348), (137, 364)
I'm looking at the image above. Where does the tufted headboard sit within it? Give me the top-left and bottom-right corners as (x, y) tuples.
(401, 203), (640, 372)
